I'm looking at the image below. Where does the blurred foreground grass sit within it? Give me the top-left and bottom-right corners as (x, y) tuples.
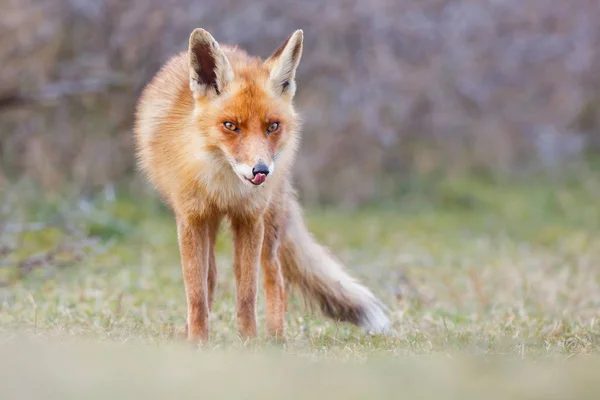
(3, 339), (600, 400)
(2, 168), (600, 398)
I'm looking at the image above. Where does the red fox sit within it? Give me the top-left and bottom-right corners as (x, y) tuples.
(134, 28), (390, 342)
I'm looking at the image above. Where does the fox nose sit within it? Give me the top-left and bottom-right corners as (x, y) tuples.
(252, 162), (270, 177)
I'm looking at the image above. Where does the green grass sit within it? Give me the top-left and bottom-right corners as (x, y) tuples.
(2, 172), (600, 398)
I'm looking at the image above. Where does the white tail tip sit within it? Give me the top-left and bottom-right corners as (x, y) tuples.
(359, 302), (394, 335)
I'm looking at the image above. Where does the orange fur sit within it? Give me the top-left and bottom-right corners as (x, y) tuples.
(134, 29), (390, 342)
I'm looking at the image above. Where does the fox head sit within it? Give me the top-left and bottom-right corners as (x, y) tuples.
(187, 28), (303, 187)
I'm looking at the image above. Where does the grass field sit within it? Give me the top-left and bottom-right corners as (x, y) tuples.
(2, 170), (600, 398)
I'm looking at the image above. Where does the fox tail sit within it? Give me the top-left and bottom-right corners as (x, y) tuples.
(279, 197), (391, 333)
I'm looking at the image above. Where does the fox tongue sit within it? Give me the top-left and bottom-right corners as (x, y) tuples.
(252, 173), (266, 185)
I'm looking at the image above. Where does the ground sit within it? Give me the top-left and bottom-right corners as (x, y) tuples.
(1, 171), (600, 398)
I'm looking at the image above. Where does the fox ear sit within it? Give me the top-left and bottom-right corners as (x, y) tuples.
(265, 30), (303, 98)
(188, 28), (233, 98)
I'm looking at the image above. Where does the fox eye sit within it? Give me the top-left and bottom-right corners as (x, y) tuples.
(267, 122), (280, 134)
(223, 121), (238, 132)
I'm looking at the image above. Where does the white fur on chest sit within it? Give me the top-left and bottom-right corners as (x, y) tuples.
(194, 153), (270, 215)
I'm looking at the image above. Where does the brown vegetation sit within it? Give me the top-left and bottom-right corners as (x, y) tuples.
(2, 0), (599, 204)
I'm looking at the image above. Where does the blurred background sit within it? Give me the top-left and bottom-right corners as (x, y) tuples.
(3, 0), (600, 366)
(2, 0), (600, 205)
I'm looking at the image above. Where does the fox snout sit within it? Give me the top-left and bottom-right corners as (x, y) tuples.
(233, 160), (274, 186)
(251, 162), (269, 185)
